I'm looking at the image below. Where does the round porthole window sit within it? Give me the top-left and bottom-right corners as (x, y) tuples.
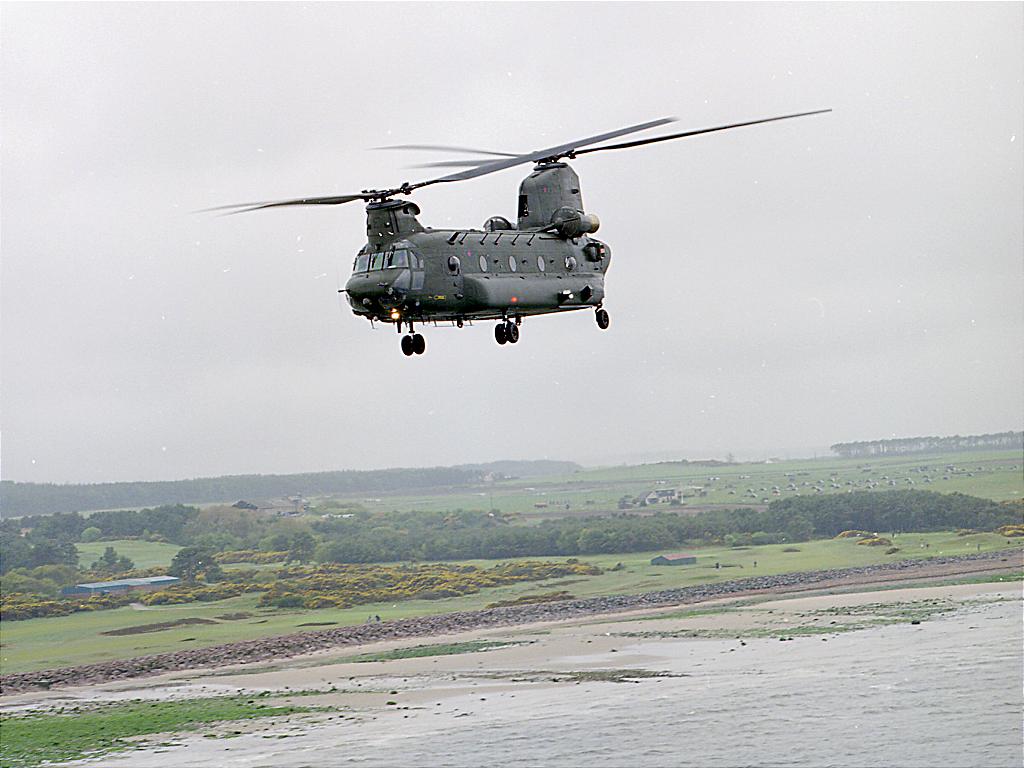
(508, 255), (517, 272)
(565, 256), (577, 271)
(479, 254), (488, 272)
(447, 255), (461, 275)
(537, 255), (546, 272)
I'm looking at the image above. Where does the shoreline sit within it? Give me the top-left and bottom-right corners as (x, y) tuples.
(4, 578), (1020, 768)
(1, 549), (1019, 695)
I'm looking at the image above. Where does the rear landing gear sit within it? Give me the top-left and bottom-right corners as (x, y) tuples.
(595, 308), (610, 330)
(495, 320), (519, 345)
(401, 333), (425, 356)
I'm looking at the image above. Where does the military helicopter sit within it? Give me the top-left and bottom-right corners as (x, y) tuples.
(209, 109), (830, 355)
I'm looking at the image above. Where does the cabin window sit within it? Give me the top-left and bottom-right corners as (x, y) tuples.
(508, 255), (517, 272)
(386, 250), (409, 269)
(447, 255), (461, 275)
(518, 194), (529, 219)
(537, 255), (546, 272)
(355, 254), (370, 272)
(369, 252), (385, 271)
(565, 256), (577, 272)
(479, 254), (488, 272)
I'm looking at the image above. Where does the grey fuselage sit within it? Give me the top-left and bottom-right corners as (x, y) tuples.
(344, 162), (611, 325)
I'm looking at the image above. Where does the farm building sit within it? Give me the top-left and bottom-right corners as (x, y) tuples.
(61, 575), (180, 596)
(642, 488), (682, 505)
(233, 497), (309, 516)
(650, 553), (697, 566)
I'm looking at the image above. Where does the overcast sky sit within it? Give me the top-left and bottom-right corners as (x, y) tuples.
(2, 2), (1021, 483)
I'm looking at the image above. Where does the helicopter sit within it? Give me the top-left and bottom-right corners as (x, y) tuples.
(209, 109), (830, 356)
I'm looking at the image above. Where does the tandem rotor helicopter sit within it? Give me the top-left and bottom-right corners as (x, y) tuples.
(209, 109), (830, 356)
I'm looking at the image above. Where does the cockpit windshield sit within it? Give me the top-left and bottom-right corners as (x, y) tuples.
(353, 248), (416, 273)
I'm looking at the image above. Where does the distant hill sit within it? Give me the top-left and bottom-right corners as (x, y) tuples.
(830, 431), (1023, 459)
(0, 460), (581, 518)
(452, 460), (579, 478)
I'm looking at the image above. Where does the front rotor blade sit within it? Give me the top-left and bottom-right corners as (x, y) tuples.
(200, 193), (371, 215)
(374, 144), (520, 158)
(574, 109), (832, 156)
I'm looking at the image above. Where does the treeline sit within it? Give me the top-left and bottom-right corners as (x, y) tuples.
(831, 431), (1022, 458)
(0, 460), (581, 517)
(4, 492), (1019, 578)
(311, 490), (1021, 563)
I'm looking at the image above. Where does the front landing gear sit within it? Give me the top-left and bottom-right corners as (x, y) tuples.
(495, 320), (519, 345)
(401, 333), (426, 356)
(595, 308), (610, 330)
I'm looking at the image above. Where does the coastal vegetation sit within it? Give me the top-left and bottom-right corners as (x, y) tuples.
(1, 531), (1018, 675)
(0, 694), (325, 768)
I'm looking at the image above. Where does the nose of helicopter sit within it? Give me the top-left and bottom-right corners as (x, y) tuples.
(344, 272), (402, 316)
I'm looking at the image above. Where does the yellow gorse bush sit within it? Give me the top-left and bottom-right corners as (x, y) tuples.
(1, 560), (602, 620)
(857, 537), (893, 547)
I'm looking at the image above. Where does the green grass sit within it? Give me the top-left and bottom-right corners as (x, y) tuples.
(317, 450), (1023, 518)
(337, 639), (517, 663)
(3, 531), (1019, 675)
(0, 694), (322, 768)
(74, 540), (182, 570)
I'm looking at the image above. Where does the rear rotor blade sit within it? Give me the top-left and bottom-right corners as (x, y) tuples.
(419, 117), (677, 186)
(409, 158), (504, 169)
(574, 109), (832, 157)
(374, 144), (520, 158)
(200, 193), (371, 215)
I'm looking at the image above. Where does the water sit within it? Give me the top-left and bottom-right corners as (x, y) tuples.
(89, 598), (1023, 768)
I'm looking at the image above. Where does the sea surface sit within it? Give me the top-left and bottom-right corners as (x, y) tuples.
(88, 598), (1023, 768)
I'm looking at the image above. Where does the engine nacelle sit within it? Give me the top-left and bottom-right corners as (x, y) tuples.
(550, 206), (600, 239)
(559, 212), (600, 238)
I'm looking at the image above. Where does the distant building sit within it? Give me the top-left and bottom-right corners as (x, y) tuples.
(650, 553), (697, 566)
(642, 488), (682, 505)
(61, 576), (180, 596)
(233, 497), (308, 516)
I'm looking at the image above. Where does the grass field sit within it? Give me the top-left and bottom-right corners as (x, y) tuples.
(4, 531), (1019, 675)
(74, 540), (182, 570)
(0, 694), (323, 767)
(323, 450), (1024, 518)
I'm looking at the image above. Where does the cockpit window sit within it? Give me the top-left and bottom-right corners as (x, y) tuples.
(355, 248), (418, 273)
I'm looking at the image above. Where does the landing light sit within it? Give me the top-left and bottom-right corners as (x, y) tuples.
(389, 309), (401, 320)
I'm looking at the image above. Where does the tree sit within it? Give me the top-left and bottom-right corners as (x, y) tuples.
(29, 540), (79, 569)
(80, 526), (102, 542)
(0, 531), (33, 574)
(168, 547), (223, 583)
(286, 532), (316, 564)
(91, 546), (134, 575)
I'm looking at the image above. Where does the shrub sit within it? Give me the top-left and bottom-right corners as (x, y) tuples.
(857, 537), (893, 547)
(836, 530), (872, 539)
(214, 550), (288, 564)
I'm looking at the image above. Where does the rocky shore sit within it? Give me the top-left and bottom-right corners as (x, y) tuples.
(2, 550), (1018, 695)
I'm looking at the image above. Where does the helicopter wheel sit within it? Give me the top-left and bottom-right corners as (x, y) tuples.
(595, 308), (610, 330)
(412, 333), (426, 355)
(401, 335), (415, 356)
(505, 320), (520, 344)
(494, 323), (508, 345)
